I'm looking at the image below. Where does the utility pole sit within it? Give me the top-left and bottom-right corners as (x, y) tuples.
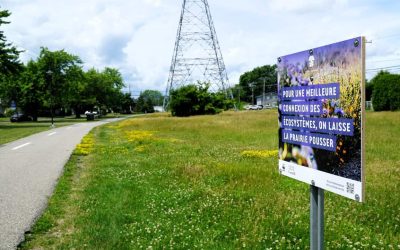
(46, 70), (55, 128)
(263, 78), (266, 108)
(249, 82), (255, 104)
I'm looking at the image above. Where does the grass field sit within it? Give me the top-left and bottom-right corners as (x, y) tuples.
(21, 110), (400, 249)
(0, 114), (127, 145)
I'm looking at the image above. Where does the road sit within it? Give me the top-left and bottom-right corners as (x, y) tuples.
(0, 118), (125, 249)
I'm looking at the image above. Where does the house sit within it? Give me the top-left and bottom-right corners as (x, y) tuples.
(256, 92), (278, 108)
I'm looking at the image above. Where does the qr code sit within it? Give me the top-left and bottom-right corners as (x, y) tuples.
(346, 182), (354, 194)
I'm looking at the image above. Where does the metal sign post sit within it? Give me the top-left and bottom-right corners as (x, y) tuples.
(310, 185), (324, 250)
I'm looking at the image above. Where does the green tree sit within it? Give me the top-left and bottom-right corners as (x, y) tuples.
(371, 71), (400, 111)
(136, 92), (155, 113)
(84, 67), (125, 114)
(141, 90), (163, 106)
(35, 48), (83, 116)
(65, 65), (86, 117)
(0, 71), (22, 111)
(0, 8), (22, 76)
(169, 83), (228, 117)
(0, 7), (23, 113)
(365, 79), (373, 101)
(19, 61), (45, 120)
(238, 64), (277, 103)
(120, 93), (135, 114)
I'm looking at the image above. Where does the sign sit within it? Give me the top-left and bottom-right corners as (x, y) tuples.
(277, 37), (365, 202)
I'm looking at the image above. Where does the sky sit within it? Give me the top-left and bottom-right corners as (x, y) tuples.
(2, 0), (400, 95)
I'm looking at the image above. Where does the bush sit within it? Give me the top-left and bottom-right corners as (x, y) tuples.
(371, 71), (400, 111)
(4, 107), (17, 117)
(136, 94), (155, 113)
(169, 83), (232, 117)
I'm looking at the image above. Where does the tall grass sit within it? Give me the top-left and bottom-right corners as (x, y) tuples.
(21, 110), (400, 249)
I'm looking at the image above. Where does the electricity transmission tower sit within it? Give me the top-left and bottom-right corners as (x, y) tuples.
(163, 0), (232, 110)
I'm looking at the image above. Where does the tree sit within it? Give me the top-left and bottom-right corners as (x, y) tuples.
(169, 83), (229, 117)
(365, 79), (373, 101)
(238, 64), (277, 103)
(65, 65), (86, 117)
(0, 8), (22, 76)
(0, 8), (23, 113)
(135, 90), (164, 113)
(36, 48), (83, 109)
(120, 93), (135, 114)
(140, 90), (163, 106)
(84, 67), (125, 114)
(19, 61), (45, 120)
(371, 71), (400, 111)
(136, 92), (155, 113)
(0, 70), (23, 112)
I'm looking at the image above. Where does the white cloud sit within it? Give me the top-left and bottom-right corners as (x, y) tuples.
(145, 0), (162, 7)
(2, 0), (400, 92)
(265, 0), (351, 14)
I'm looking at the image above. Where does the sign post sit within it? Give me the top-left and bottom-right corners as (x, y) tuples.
(310, 185), (324, 250)
(277, 37), (365, 249)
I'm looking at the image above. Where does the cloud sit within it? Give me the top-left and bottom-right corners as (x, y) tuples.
(99, 35), (131, 64)
(145, 0), (162, 7)
(266, 0), (349, 13)
(2, 0), (400, 92)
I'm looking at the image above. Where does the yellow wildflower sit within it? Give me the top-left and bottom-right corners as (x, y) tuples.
(125, 130), (154, 142)
(241, 149), (279, 159)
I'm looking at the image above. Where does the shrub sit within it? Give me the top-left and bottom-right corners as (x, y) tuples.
(169, 83), (232, 117)
(371, 71), (400, 111)
(4, 107), (17, 117)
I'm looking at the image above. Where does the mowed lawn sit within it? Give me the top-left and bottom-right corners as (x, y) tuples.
(0, 118), (57, 145)
(0, 117), (86, 145)
(21, 110), (400, 249)
(0, 114), (126, 145)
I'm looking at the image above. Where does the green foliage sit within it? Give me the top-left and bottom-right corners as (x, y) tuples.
(141, 90), (163, 106)
(0, 8), (22, 76)
(136, 92), (155, 113)
(36, 47), (83, 108)
(18, 60), (45, 120)
(3, 107), (16, 117)
(119, 93), (135, 114)
(135, 89), (164, 113)
(84, 67), (125, 113)
(371, 71), (400, 111)
(365, 79), (373, 101)
(238, 64), (277, 103)
(169, 83), (230, 117)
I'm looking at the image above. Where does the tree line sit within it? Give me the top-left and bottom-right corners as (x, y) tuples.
(0, 8), (166, 119)
(0, 8), (135, 119)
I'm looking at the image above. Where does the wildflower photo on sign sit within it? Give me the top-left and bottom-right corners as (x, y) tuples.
(277, 37), (365, 201)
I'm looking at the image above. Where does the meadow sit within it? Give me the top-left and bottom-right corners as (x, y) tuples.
(21, 110), (400, 249)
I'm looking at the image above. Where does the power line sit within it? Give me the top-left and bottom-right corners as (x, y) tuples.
(366, 58), (400, 63)
(366, 65), (400, 72)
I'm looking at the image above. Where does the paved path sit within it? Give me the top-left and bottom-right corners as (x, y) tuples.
(0, 118), (125, 249)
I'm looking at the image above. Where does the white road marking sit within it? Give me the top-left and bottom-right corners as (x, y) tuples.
(47, 132), (57, 136)
(66, 127), (73, 130)
(12, 142), (31, 150)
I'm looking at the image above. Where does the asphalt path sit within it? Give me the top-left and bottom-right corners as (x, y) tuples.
(0, 118), (126, 249)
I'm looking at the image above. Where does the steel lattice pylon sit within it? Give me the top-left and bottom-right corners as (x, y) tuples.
(163, 0), (231, 110)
